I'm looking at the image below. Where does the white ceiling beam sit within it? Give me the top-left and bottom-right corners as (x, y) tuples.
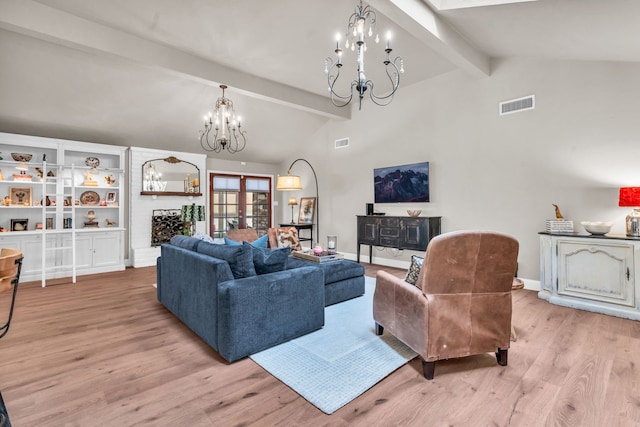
(368, 0), (491, 78)
(0, 0), (350, 120)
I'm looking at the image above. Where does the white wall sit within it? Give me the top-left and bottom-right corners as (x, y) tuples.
(278, 57), (640, 282)
(129, 147), (207, 267)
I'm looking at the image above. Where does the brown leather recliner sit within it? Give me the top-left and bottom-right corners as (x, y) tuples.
(373, 230), (519, 380)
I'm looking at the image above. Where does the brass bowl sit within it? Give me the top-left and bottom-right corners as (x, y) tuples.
(11, 153), (32, 162)
(407, 210), (422, 217)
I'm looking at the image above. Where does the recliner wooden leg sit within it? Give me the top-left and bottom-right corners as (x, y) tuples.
(496, 349), (508, 366)
(375, 323), (384, 335)
(422, 359), (435, 380)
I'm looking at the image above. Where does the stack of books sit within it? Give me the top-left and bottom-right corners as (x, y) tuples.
(545, 219), (574, 233)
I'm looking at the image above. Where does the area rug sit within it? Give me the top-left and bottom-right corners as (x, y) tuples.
(250, 277), (417, 414)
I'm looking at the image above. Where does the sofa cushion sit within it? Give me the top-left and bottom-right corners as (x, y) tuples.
(404, 255), (424, 286)
(247, 244), (291, 275)
(286, 257), (364, 284)
(170, 235), (201, 252)
(196, 241), (257, 279)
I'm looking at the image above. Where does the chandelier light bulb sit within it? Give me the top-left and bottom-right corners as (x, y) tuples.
(345, 39), (350, 49)
(375, 34), (379, 43)
(351, 44), (355, 51)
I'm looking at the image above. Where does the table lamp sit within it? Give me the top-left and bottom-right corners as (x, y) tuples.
(288, 198), (298, 224)
(180, 203), (206, 236)
(619, 187), (640, 237)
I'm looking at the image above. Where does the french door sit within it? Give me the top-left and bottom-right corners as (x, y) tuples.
(209, 173), (272, 238)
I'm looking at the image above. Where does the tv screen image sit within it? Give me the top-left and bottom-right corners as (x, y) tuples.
(374, 162), (429, 203)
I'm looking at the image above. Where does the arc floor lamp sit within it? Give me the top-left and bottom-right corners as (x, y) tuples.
(276, 159), (319, 246)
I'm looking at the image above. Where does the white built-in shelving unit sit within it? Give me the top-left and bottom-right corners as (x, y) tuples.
(0, 132), (125, 286)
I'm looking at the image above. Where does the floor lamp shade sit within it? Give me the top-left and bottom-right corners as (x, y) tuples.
(276, 175), (302, 191)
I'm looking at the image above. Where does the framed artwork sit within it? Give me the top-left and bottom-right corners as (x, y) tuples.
(106, 191), (117, 204)
(9, 187), (32, 206)
(11, 219), (28, 231)
(298, 197), (316, 224)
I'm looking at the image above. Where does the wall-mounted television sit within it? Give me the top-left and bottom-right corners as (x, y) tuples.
(374, 161), (429, 203)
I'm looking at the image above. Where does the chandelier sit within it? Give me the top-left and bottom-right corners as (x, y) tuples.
(324, 0), (404, 110)
(199, 85), (247, 153)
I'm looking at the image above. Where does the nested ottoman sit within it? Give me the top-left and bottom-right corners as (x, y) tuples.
(286, 257), (365, 306)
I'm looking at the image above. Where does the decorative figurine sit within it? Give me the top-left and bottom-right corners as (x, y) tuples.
(83, 170), (98, 186)
(552, 204), (564, 220)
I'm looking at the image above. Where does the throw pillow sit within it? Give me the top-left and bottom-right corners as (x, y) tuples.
(196, 241), (257, 279)
(246, 244), (291, 275)
(224, 234), (268, 248)
(404, 255), (424, 286)
(275, 227), (302, 251)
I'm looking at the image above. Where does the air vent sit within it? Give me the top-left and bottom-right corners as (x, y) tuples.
(499, 95), (535, 116)
(335, 137), (349, 149)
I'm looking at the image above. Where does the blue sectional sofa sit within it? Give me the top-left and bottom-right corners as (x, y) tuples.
(157, 236), (325, 362)
(156, 236), (365, 362)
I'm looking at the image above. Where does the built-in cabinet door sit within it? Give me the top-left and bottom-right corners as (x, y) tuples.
(92, 232), (122, 268)
(558, 240), (635, 307)
(64, 235), (92, 270)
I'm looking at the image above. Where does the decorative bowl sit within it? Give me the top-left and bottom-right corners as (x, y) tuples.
(11, 152), (32, 162)
(407, 210), (422, 217)
(581, 221), (613, 235)
(85, 157), (100, 168)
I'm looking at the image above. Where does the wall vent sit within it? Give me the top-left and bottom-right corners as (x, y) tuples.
(335, 137), (350, 149)
(499, 95), (535, 116)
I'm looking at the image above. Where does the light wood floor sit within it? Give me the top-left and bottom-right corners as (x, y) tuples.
(1, 265), (639, 426)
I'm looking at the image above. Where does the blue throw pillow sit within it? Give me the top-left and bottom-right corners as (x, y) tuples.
(224, 237), (241, 246)
(225, 234), (268, 248)
(250, 234), (268, 248)
(247, 243), (291, 275)
(196, 241), (257, 279)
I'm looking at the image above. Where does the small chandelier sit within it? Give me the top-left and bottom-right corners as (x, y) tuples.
(199, 84), (247, 153)
(324, 0), (404, 110)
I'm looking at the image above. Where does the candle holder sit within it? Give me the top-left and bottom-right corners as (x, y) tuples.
(327, 235), (337, 255)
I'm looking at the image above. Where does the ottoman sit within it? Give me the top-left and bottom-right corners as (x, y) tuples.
(287, 257), (365, 306)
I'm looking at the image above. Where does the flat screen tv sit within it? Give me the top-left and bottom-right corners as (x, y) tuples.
(374, 161), (429, 203)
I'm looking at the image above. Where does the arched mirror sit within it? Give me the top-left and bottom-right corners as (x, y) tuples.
(140, 156), (202, 196)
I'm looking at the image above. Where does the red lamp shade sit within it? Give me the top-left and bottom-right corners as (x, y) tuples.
(619, 187), (640, 207)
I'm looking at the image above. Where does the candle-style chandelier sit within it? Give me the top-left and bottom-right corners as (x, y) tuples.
(324, 0), (404, 110)
(199, 84), (247, 153)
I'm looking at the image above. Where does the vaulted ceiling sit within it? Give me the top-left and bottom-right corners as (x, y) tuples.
(0, 0), (638, 163)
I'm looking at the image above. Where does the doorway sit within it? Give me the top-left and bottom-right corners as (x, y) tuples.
(209, 173), (272, 238)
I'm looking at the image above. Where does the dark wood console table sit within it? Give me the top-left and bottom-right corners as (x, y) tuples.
(356, 215), (442, 263)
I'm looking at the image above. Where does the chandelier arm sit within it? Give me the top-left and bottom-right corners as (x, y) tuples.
(327, 59), (355, 107)
(367, 60), (401, 106)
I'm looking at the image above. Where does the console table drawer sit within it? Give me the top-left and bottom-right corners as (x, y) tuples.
(379, 227), (400, 238)
(379, 237), (399, 247)
(380, 218), (399, 228)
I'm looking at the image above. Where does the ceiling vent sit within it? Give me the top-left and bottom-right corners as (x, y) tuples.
(499, 95), (535, 116)
(335, 137), (349, 149)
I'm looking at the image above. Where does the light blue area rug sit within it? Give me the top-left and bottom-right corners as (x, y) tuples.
(250, 277), (417, 414)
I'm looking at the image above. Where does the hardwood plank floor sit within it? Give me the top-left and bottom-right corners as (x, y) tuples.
(1, 265), (639, 426)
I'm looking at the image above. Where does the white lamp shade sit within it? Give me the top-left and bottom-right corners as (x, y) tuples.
(276, 175), (302, 191)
